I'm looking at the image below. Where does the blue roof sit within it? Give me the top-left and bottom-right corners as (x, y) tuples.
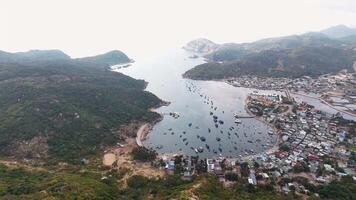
(249, 173), (257, 184)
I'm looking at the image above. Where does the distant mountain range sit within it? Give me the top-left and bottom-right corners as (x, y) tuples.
(183, 25), (356, 79)
(321, 24), (356, 38)
(0, 49), (160, 163)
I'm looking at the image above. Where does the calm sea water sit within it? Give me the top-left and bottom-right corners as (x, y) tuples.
(117, 49), (277, 158)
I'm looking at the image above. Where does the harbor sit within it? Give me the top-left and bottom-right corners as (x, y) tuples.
(116, 49), (277, 158)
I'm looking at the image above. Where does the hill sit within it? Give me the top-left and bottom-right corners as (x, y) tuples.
(183, 38), (219, 54)
(184, 25), (356, 80)
(321, 24), (356, 38)
(184, 46), (356, 80)
(0, 50), (161, 163)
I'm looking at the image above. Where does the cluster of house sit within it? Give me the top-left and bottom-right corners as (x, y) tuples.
(156, 88), (356, 196)
(244, 93), (356, 191)
(227, 71), (356, 98)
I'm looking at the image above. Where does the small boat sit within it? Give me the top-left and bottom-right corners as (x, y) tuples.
(205, 144), (210, 149)
(188, 123), (192, 127)
(200, 136), (206, 142)
(215, 124), (218, 128)
(216, 137), (221, 141)
(210, 112), (213, 115)
(235, 119), (242, 124)
(198, 147), (204, 153)
(208, 128), (211, 133)
(218, 120), (224, 124)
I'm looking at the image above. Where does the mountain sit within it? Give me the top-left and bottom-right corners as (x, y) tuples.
(321, 24), (356, 38)
(0, 50), (161, 163)
(75, 50), (132, 68)
(183, 38), (219, 54)
(0, 49), (70, 63)
(184, 25), (356, 80)
(184, 46), (356, 79)
(206, 33), (344, 62)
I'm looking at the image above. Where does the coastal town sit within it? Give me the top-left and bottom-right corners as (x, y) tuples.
(101, 71), (356, 198)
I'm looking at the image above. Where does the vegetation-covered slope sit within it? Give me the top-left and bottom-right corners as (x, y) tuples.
(184, 25), (356, 80)
(0, 50), (161, 163)
(184, 46), (356, 80)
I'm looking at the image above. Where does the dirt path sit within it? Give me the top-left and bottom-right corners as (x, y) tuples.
(136, 123), (150, 147)
(103, 153), (116, 166)
(102, 124), (165, 181)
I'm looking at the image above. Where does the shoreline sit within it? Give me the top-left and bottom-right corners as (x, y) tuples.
(242, 97), (281, 158)
(292, 91), (356, 118)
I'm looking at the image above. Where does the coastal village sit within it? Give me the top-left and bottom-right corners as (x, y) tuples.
(102, 71), (356, 198)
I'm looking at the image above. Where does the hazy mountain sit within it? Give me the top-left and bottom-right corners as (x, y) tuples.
(75, 50), (132, 67)
(184, 46), (356, 79)
(183, 25), (356, 79)
(183, 38), (219, 54)
(321, 24), (356, 38)
(0, 49), (70, 63)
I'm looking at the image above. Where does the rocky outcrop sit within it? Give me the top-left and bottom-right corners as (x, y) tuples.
(183, 38), (219, 54)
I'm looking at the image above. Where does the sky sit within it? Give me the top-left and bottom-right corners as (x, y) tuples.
(1, 0), (356, 59)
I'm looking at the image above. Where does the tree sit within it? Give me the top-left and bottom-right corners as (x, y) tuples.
(196, 159), (207, 174)
(279, 143), (290, 152)
(127, 175), (148, 188)
(131, 147), (157, 162)
(240, 162), (250, 177)
(225, 172), (238, 181)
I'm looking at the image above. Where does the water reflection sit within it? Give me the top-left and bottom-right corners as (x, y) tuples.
(117, 49), (277, 158)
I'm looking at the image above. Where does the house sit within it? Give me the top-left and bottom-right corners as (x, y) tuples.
(324, 164), (334, 172)
(249, 173), (257, 185)
(207, 159), (214, 172)
(165, 160), (175, 170)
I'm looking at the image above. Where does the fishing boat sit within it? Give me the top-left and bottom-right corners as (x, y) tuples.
(198, 147), (204, 153)
(235, 119), (242, 124)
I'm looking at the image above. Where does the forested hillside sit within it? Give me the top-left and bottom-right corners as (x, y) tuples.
(0, 50), (161, 163)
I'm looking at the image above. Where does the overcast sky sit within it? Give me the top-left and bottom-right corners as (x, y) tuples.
(1, 0), (356, 59)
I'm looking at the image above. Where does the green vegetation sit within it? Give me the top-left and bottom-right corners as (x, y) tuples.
(184, 46), (356, 80)
(0, 50), (161, 164)
(131, 146), (158, 162)
(0, 164), (120, 199)
(225, 172), (238, 181)
(279, 143), (291, 152)
(317, 176), (356, 200)
(184, 32), (356, 80)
